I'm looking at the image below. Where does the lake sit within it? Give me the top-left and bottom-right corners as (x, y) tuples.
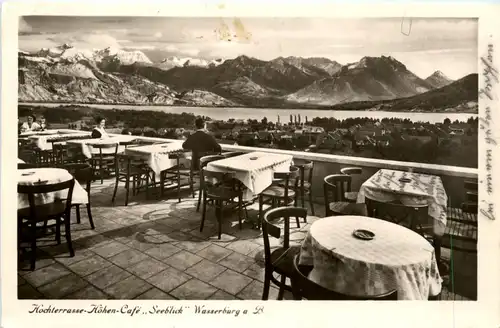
(21, 103), (478, 124)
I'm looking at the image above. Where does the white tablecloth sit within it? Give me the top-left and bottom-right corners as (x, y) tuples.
(28, 132), (91, 151)
(357, 169), (448, 236)
(207, 151), (293, 199)
(19, 129), (60, 137)
(299, 216), (442, 300)
(18, 168), (88, 209)
(66, 135), (136, 158)
(124, 142), (185, 175)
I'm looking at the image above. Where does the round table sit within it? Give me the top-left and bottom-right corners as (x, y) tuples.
(18, 168), (89, 209)
(299, 216), (442, 300)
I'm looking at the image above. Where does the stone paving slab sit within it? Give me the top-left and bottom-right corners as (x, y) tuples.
(17, 177), (477, 301)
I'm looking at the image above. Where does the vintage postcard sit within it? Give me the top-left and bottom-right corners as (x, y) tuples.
(1, 1), (499, 328)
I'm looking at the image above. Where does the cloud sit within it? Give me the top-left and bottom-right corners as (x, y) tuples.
(124, 45), (157, 51)
(154, 32), (163, 38)
(164, 44), (201, 57)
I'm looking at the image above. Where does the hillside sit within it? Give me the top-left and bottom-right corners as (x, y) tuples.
(286, 56), (433, 105)
(17, 44), (477, 111)
(18, 49), (237, 107)
(329, 73), (478, 112)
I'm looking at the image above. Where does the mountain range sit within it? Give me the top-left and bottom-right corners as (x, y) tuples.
(18, 44), (477, 112)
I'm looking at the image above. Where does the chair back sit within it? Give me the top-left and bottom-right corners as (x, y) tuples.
(324, 174), (352, 203)
(340, 167), (363, 176)
(222, 151), (246, 158)
(51, 142), (67, 166)
(365, 196), (429, 233)
(200, 155), (225, 168)
(119, 140), (139, 148)
(294, 160), (314, 186)
(262, 207), (307, 270)
(462, 179), (478, 213)
(274, 166), (299, 202)
(61, 163), (92, 193)
(18, 178), (75, 222)
(91, 143), (119, 159)
(292, 255), (397, 300)
(190, 150), (221, 171)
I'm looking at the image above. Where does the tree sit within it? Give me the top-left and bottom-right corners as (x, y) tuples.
(443, 118), (451, 125)
(261, 117), (268, 126)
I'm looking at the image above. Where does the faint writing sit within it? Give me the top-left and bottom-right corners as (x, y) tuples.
(485, 149), (493, 194)
(480, 201), (495, 221)
(479, 41), (496, 221)
(479, 44), (498, 100)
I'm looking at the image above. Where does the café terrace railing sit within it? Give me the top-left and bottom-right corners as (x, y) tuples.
(109, 133), (478, 208)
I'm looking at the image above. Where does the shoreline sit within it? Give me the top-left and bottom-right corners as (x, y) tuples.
(18, 101), (479, 114)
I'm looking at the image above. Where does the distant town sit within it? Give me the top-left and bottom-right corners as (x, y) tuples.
(19, 105), (478, 169)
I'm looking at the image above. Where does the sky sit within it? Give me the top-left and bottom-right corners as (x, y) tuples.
(19, 17), (477, 79)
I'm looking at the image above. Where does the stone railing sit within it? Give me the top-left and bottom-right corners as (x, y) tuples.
(110, 133), (478, 208)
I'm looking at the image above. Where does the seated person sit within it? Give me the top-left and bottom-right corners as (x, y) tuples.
(38, 116), (48, 131)
(91, 117), (109, 139)
(20, 115), (41, 133)
(182, 117), (221, 170)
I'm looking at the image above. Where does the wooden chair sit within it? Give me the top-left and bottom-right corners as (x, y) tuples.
(261, 207), (307, 300)
(340, 167), (363, 203)
(62, 163), (95, 229)
(282, 160), (314, 216)
(112, 154), (151, 206)
(161, 150), (194, 202)
(258, 166), (300, 229)
(34, 149), (55, 167)
(51, 142), (67, 167)
(442, 179), (478, 254)
(365, 196), (431, 235)
(18, 139), (36, 163)
(291, 255), (398, 300)
(18, 179), (76, 270)
(324, 174), (367, 216)
(196, 155), (226, 212)
(88, 143), (118, 184)
(200, 168), (244, 239)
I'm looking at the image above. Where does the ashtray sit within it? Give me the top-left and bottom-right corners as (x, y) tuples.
(352, 229), (375, 240)
(21, 172), (35, 176)
(249, 157), (259, 160)
(399, 178), (411, 183)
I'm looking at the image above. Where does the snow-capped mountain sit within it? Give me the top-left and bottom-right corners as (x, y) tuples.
(34, 44), (152, 65)
(17, 46), (476, 110)
(157, 56), (225, 70)
(424, 70), (454, 89)
(17, 46), (236, 106)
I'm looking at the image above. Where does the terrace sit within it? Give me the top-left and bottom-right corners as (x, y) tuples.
(18, 134), (477, 301)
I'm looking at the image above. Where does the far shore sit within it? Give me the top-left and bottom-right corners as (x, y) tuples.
(18, 101), (479, 114)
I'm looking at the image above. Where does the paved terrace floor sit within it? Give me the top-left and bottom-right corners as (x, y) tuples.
(18, 179), (477, 300)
